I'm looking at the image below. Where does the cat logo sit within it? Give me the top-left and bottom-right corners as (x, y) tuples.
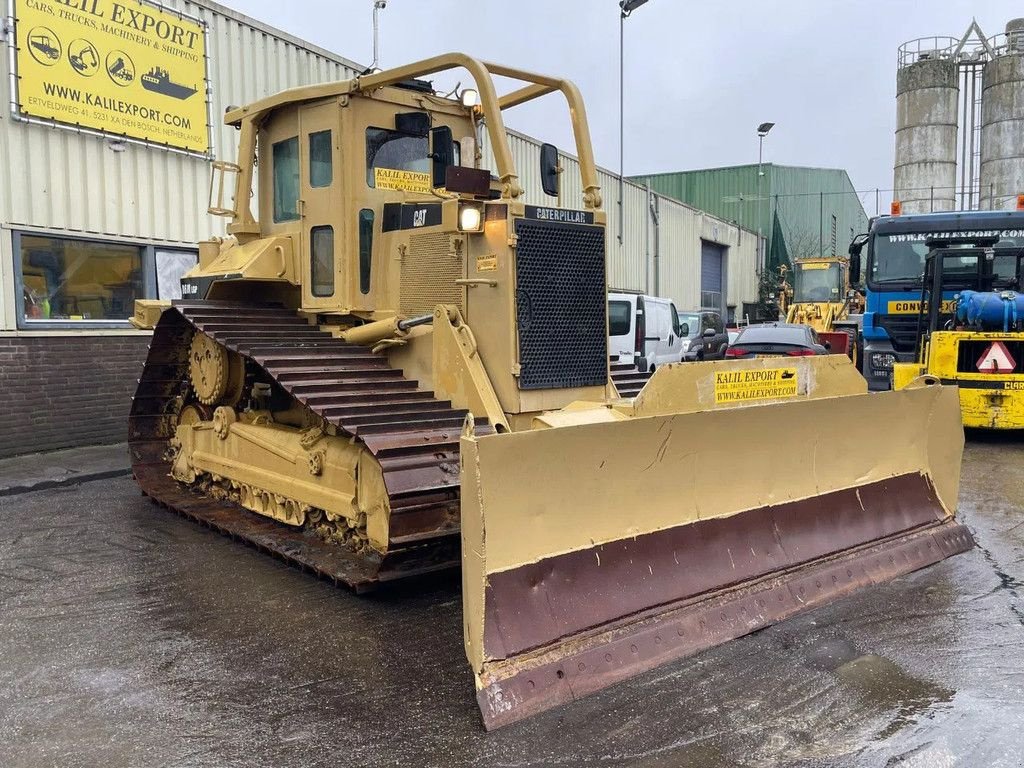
(412, 209), (427, 227)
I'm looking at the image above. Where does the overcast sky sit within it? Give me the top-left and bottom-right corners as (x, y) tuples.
(226, 0), (1020, 199)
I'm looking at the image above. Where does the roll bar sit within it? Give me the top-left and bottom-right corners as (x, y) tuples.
(224, 53), (602, 237)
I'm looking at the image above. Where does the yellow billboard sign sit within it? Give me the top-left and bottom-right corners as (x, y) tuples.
(13, 0), (209, 154)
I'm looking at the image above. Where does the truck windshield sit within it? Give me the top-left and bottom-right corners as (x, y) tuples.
(794, 263), (842, 302)
(869, 231), (1024, 286)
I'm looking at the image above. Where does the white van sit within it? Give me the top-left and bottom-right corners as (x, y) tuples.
(608, 292), (684, 371)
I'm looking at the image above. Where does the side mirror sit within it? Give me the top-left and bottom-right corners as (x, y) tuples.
(849, 252), (861, 285)
(430, 126), (455, 189)
(848, 233), (868, 284)
(678, 323), (689, 337)
(703, 328), (716, 338)
(540, 143), (560, 197)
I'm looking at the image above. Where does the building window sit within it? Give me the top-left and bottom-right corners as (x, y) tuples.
(309, 130), (333, 188)
(15, 232), (197, 328)
(20, 235), (142, 322)
(273, 136), (300, 222)
(156, 249), (198, 300)
(310, 226), (335, 297)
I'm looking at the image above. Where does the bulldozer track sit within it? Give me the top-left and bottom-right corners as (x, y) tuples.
(128, 300), (493, 592)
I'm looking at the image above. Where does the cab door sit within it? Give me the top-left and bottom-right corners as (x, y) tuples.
(298, 102), (344, 311)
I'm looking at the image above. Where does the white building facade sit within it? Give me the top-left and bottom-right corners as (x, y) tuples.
(0, 0), (759, 457)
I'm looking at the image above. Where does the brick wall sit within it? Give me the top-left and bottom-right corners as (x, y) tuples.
(0, 335), (151, 458)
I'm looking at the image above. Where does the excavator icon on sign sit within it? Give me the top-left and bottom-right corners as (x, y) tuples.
(68, 39), (100, 77)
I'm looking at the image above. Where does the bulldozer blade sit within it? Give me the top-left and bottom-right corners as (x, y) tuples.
(460, 369), (971, 730)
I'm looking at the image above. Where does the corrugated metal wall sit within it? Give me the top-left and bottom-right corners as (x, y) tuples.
(633, 164), (869, 265)
(0, 0), (359, 329)
(0, 1), (760, 329)
(483, 131), (760, 312)
(0, 0), (358, 243)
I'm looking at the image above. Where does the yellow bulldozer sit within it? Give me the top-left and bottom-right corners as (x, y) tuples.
(128, 53), (974, 730)
(784, 256), (864, 362)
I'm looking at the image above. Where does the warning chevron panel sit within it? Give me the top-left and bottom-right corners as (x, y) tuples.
(976, 341), (1017, 374)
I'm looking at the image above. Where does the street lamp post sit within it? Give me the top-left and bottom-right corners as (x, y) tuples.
(756, 121), (775, 274)
(619, 0), (649, 244)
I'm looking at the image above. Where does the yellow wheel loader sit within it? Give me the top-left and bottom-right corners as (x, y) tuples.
(785, 256), (864, 362)
(128, 54), (974, 730)
(893, 236), (1024, 428)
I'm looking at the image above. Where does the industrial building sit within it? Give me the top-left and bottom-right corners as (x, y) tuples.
(0, 0), (759, 457)
(632, 164), (869, 271)
(894, 18), (1024, 213)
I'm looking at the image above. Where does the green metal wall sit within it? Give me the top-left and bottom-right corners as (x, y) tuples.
(632, 165), (869, 268)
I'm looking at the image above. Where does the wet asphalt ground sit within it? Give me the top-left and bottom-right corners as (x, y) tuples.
(0, 437), (1022, 768)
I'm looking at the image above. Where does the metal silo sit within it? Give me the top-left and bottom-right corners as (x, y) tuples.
(894, 41), (960, 213)
(980, 19), (1024, 210)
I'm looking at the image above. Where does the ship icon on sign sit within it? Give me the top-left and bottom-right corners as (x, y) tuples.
(140, 67), (198, 100)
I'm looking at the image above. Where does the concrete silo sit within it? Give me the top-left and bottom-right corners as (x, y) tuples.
(894, 46), (960, 213)
(980, 19), (1024, 209)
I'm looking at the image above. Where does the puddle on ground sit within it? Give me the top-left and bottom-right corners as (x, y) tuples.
(804, 638), (954, 741)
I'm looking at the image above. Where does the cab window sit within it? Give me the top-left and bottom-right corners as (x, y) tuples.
(310, 226), (334, 297)
(309, 130), (332, 188)
(366, 127), (429, 187)
(359, 209), (374, 294)
(273, 137), (300, 222)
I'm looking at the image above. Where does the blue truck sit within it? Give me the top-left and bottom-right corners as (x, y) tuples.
(849, 210), (1024, 390)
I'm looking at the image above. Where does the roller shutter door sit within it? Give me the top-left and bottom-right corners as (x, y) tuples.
(700, 240), (725, 311)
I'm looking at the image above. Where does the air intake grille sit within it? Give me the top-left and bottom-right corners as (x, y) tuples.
(514, 219), (607, 390)
(401, 232), (463, 316)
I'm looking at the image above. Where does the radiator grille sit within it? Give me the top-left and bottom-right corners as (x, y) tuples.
(514, 219), (607, 390)
(875, 314), (927, 353)
(401, 232), (463, 316)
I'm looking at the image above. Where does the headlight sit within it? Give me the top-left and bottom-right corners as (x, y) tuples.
(458, 204), (483, 232)
(870, 352), (896, 369)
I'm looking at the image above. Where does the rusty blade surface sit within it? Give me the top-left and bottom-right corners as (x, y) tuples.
(128, 301), (488, 589)
(476, 517), (974, 730)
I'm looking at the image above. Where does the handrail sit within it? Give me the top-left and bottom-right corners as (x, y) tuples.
(225, 52), (603, 237)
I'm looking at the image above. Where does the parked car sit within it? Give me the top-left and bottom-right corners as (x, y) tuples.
(725, 322), (830, 359)
(608, 292), (685, 371)
(678, 310), (729, 361)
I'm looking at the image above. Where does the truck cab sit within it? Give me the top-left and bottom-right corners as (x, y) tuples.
(854, 210), (1024, 390)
